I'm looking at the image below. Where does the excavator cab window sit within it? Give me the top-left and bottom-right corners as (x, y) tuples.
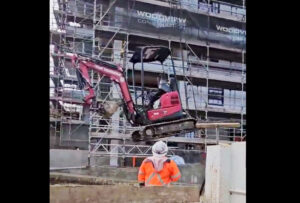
(169, 76), (178, 92)
(153, 99), (160, 109)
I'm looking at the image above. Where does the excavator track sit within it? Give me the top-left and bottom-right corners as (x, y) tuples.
(131, 118), (197, 142)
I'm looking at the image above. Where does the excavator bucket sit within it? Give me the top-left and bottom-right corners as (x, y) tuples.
(102, 101), (121, 118)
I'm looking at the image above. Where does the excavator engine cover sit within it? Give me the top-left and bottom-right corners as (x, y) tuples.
(147, 91), (182, 121)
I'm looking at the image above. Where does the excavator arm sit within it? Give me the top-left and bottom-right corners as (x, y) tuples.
(70, 54), (136, 124)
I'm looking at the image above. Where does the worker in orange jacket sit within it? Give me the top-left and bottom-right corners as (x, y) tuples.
(138, 141), (181, 187)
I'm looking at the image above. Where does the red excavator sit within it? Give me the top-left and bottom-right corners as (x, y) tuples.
(68, 46), (196, 141)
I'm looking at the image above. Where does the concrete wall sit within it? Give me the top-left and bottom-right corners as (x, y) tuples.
(55, 163), (204, 185)
(50, 149), (110, 169)
(49, 127), (60, 148)
(50, 184), (200, 203)
(204, 142), (246, 203)
(50, 149), (89, 168)
(60, 124), (89, 149)
(50, 149), (205, 185)
(230, 142), (246, 203)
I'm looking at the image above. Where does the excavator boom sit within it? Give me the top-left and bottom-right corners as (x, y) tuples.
(71, 54), (137, 124)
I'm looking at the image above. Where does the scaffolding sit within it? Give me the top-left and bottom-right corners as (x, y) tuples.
(50, 0), (246, 163)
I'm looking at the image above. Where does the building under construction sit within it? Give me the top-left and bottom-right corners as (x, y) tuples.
(50, 0), (245, 164)
(50, 0), (246, 202)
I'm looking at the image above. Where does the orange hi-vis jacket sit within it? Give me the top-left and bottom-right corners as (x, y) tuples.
(138, 158), (181, 186)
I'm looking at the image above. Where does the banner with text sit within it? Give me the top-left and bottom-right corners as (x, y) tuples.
(108, 0), (246, 49)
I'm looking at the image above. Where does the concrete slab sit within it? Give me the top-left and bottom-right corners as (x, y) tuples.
(50, 184), (200, 203)
(50, 173), (201, 203)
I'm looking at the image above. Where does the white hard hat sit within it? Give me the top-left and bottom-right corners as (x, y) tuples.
(152, 141), (168, 157)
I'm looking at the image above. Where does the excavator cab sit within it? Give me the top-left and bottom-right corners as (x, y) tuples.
(130, 46), (185, 124)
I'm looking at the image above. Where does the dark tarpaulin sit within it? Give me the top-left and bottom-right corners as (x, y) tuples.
(129, 46), (171, 64)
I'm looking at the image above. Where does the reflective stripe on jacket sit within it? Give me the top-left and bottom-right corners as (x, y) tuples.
(138, 159), (181, 186)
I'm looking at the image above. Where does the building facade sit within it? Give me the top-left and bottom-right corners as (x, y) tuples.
(50, 0), (246, 152)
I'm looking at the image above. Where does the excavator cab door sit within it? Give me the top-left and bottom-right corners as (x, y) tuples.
(129, 46), (172, 108)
